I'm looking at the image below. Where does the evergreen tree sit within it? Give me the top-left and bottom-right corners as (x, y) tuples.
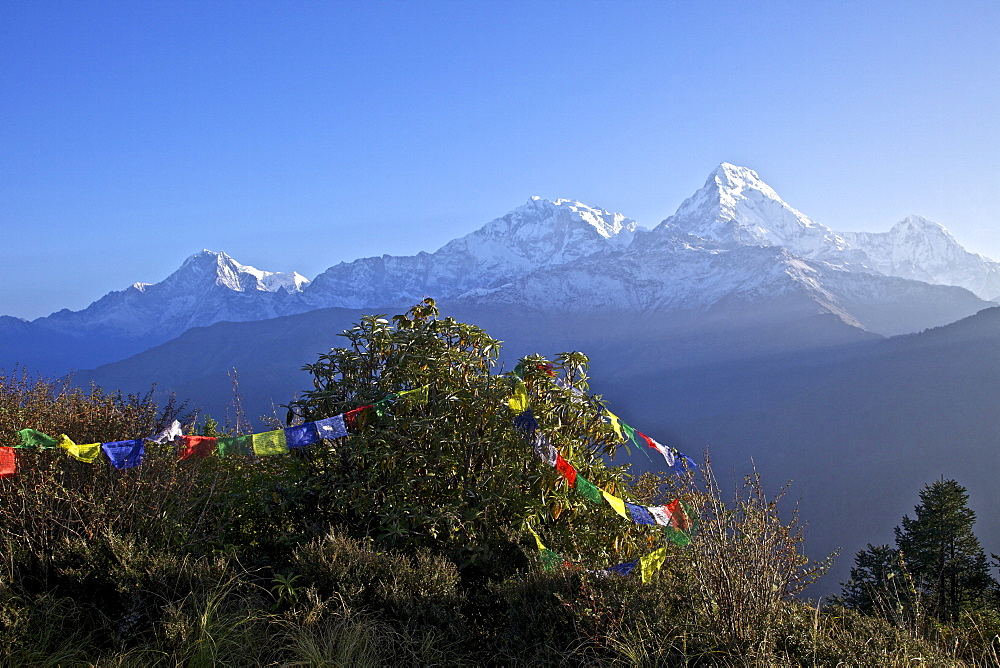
(894, 479), (995, 620)
(838, 543), (911, 616)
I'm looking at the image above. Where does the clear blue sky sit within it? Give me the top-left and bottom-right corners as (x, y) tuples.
(3, 0), (998, 319)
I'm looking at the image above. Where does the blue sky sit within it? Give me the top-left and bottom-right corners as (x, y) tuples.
(3, 0), (998, 319)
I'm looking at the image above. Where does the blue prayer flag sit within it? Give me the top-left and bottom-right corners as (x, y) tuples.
(102, 439), (145, 469)
(606, 560), (637, 576)
(314, 415), (347, 440)
(284, 423), (319, 449)
(626, 502), (657, 525)
(513, 409), (538, 434)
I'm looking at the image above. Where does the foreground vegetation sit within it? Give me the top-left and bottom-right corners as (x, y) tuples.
(2, 302), (999, 665)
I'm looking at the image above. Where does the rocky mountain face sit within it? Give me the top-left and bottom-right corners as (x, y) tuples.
(2, 164), (996, 375)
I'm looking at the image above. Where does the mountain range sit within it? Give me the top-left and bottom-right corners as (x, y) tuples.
(2, 163), (997, 377)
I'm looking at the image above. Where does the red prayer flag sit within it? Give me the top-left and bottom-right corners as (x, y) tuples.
(667, 499), (692, 531)
(554, 452), (577, 486)
(0, 447), (15, 478)
(344, 405), (372, 430)
(638, 431), (658, 449)
(178, 435), (217, 460)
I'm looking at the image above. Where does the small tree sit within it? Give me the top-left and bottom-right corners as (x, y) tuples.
(894, 479), (995, 620)
(285, 299), (659, 576)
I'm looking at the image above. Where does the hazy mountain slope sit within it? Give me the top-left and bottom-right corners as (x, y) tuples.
(456, 231), (989, 336)
(71, 299), (879, 424)
(609, 307), (1000, 594)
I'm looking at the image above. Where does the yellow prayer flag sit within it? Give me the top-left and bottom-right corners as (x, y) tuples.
(640, 546), (668, 583)
(601, 489), (629, 519)
(508, 381), (529, 412)
(526, 525), (546, 551)
(399, 385), (429, 404)
(252, 430), (288, 457)
(57, 434), (102, 464)
(606, 411), (625, 441)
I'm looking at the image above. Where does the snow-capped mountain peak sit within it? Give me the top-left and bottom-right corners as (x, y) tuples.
(839, 215), (1000, 298)
(435, 196), (641, 268)
(657, 163), (850, 257)
(171, 250), (309, 294)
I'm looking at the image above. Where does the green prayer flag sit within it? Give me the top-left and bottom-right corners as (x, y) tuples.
(217, 435), (252, 458)
(252, 430), (288, 457)
(539, 548), (563, 571)
(372, 395), (398, 417)
(664, 526), (691, 547)
(622, 422), (637, 445)
(17, 429), (58, 449)
(574, 475), (603, 504)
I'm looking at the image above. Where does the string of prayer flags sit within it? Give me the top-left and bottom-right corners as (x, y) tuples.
(314, 415), (348, 440)
(102, 439), (145, 469)
(527, 526), (664, 581)
(511, 396), (695, 542)
(149, 420), (183, 444)
(0, 447), (15, 478)
(284, 423), (319, 449)
(58, 434), (102, 464)
(252, 430), (288, 457)
(217, 434), (252, 458)
(178, 435), (217, 460)
(18, 429), (58, 449)
(639, 546), (669, 583)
